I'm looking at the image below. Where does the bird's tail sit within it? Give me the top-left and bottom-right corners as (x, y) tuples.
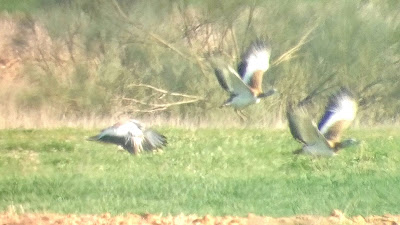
(219, 95), (235, 108)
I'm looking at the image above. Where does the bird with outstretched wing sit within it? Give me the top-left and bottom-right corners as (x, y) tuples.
(88, 119), (167, 155)
(287, 88), (358, 156)
(213, 40), (277, 120)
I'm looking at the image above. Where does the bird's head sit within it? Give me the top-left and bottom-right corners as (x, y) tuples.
(334, 138), (359, 151)
(257, 88), (277, 98)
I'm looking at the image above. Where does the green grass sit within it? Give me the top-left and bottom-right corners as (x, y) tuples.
(0, 0), (46, 12)
(0, 127), (400, 217)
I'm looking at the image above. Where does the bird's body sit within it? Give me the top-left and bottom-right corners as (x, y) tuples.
(88, 119), (167, 155)
(213, 40), (276, 114)
(227, 94), (259, 109)
(287, 88), (358, 156)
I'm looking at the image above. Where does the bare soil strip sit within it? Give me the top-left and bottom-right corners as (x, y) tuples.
(1, 210), (399, 225)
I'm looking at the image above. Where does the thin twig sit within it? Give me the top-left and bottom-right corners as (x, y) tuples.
(125, 107), (168, 113)
(128, 83), (203, 100)
(111, 0), (188, 59)
(272, 22), (319, 67)
(122, 97), (201, 107)
(297, 72), (337, 106)
(122, 82), (204, 113)
(242, 3), (256, 48)
(230, 26), (239, 60)
(111, 0), (213, 79)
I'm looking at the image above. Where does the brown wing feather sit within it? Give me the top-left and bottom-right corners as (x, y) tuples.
(323, 120), (352, 146)
(249, 70), (264, 95)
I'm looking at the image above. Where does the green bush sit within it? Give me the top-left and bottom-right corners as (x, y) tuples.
(4, 0), (400, 125)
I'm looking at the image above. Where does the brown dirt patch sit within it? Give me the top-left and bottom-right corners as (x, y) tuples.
(1, 210), (400, 225)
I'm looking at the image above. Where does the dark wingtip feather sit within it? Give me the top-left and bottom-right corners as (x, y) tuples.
(286, 104), (304, 144)
(252, 39), (272, 52)
(214, 68), (230, 92)
(247, 40), (272, 57)
(334, 87), (355, 102)
(142, 129), (168, 151)
(157, 133), (168, 147)
(237, 61), (247, 79)
(238, 40), (271, 78)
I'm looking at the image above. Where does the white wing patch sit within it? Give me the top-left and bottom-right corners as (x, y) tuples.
(242, 48), (271, 85)
(319, 95), (357, 135)
(114, 121), (142, 137)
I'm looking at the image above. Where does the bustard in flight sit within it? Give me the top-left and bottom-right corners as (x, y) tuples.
(213, 40), (276, 120)
(88, 119), (167, 155)
(287, 88), (358, 157)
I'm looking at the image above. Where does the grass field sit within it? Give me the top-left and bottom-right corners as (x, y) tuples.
(0, 0), (46, 12)
(0, 127), (399, 217)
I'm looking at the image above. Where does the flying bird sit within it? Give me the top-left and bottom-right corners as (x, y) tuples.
(213, 40), (276, 120)
(88, 119), (167, 155)
(287, 88), (358, 157)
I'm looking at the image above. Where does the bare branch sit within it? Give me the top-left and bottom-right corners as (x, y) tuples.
(128, 83), (203, 100)
(297, 72), (337, 106)
(242, 3), (256, 48)
(122, 97), (201, 108)
(272, 22), (319, 67)
(111, 0), (214, 79)
(121, 96), (202, 114)
(111, 0), (188, 59)
(359, 78), (384, 94)
(230, 26), (239, 60)
(177, 3), (193, 48)
(124, 107), (168, 114)
(120, 82), (204, 113)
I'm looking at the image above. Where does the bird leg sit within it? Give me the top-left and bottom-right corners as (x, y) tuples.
(129, 139), (139, 155)
(133, 146), (139, 155)
(234, 109), (248, 123)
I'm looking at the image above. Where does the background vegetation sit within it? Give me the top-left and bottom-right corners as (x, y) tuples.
(0, 0), (399, 127)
